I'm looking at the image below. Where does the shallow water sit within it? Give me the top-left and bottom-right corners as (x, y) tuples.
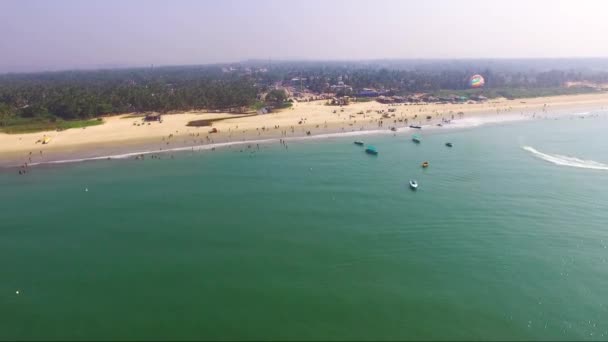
(1, 112), (608, 340)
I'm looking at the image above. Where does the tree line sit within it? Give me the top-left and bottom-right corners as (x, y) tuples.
(2, 62), (607, 125)
(0, 66), (258, 123)
(278, 68), (608, 94)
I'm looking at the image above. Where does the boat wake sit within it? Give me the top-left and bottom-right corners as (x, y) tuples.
(522, 146), (608, 171)
(12, 116), (586, 168)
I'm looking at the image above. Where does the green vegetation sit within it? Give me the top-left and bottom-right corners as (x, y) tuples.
(264, 89), (288, 104)
(251, 101), (266, 110)
(0, 117), (103, 134)
(1, 61), (607, 131)
(269, 61), (608, 95)
(0, 66), (258, 127)
(276, 101), (293, 109)
(259, 89), (292, 110)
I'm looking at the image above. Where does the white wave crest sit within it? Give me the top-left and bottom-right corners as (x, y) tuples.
(522, 146), (608, 171)
(17, 129), (409, 167)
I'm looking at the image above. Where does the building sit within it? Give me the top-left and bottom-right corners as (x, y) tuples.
(329, 97), (350, 106)
(470, 94), (488, 102)
(144, 113), (162, 122)
(290, 77), (308, 85)
(330, 81), (353, 94)
(357, 88), (379, 97)
(376, 96), (394, 104)
(256, 107), (272, 115)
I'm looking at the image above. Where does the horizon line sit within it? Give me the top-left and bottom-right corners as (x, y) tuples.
(3, 56), (608, 76)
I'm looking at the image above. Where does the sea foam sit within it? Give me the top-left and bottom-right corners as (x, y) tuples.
(10, 114), (561, 168)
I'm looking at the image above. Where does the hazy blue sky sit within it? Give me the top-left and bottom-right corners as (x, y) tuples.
(1, 0), (607, 72)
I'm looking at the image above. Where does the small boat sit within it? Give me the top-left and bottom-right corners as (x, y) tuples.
(209, 127), (218, 133)
(409, 180), (418, 190)
(421, 161), (429, 168)
(42, 136), (51, 144)
(436, 123), (443, 127)
(390, 127), (397, 132)
(412, 135), (421, 144)
(409, 125), (422, 129)
(445, 142), (453, 147)
(354, 141), (364, 146)
(365, 146), (378, 155)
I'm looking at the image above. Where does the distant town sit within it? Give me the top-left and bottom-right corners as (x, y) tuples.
(1, 59), (608, 133)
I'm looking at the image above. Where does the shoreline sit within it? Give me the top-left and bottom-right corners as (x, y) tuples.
(2, 92), (608, 169)
(1, 117), (526, 169)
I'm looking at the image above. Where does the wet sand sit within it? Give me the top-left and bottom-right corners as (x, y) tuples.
(1, 92), (608, 168)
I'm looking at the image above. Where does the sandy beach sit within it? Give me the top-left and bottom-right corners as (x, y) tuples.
(2, 92), (608, 168)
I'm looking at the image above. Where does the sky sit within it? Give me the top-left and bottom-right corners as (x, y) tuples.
(1, 0), (607, 72)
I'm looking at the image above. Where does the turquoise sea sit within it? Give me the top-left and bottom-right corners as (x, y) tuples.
(1, 113), (608, 340)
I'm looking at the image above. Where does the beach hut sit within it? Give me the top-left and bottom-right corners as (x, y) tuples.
(144, 113), (162, 122)
(256, 107), (270, 115)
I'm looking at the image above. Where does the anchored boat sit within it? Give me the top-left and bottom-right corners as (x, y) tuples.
(409, 180), (418, 190)
(354, 141), (364, 146)
(365, 146), (379, 155)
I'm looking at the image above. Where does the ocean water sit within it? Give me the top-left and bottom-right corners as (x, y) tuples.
(1, 113), (608, 340)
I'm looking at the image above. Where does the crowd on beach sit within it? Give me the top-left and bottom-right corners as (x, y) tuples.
(8, 94), (608, 173)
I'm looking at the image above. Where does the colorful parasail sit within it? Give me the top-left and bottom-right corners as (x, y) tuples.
(469, 74), (485, 88)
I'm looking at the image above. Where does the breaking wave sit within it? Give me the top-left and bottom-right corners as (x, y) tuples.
(523, 146), (608, 171)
